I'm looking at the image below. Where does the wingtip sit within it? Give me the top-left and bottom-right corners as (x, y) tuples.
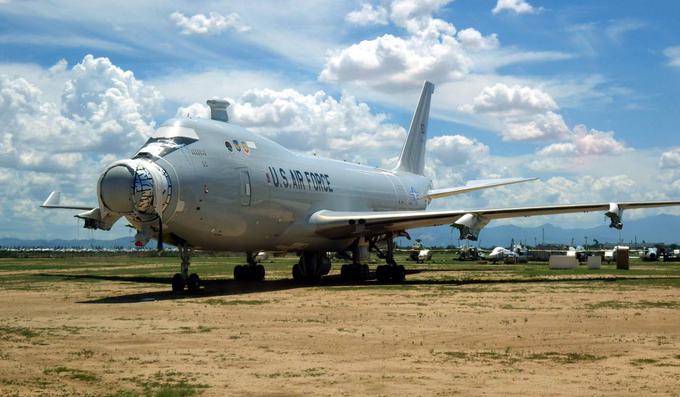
(41, 191), (61, 207)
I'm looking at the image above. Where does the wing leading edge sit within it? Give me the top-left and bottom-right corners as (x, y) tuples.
(309, 201), (680, 240)
(422, 177), (538, 200)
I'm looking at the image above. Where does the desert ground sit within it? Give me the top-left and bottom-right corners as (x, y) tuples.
(1, 253), (679, 396)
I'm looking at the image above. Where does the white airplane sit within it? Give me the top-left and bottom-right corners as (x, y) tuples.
(487, 247), (519, 263)
(41, 81), (680, 292)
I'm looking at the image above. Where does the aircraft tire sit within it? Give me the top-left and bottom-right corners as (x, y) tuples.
(340, 264), (349, 280)
(234, 265), (244, 281)
(171, 273), (185, 292)
(255, 264), (265, 281)
(376, 265), (389, 282)
(187, 273), (200, 292)
(393, 265), (406, 282)
(292, 263), (303, 281)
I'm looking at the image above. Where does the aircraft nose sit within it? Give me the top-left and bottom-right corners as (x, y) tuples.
(98, 160), (173, 216)
(99, 165), (136, 213)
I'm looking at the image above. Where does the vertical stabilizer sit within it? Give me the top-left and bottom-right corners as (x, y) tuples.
(394, 81), (434, 175)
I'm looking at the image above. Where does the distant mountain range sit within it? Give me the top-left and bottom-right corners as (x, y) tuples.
(2, 215), (679, 249)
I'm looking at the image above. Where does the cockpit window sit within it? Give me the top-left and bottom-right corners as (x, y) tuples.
(135, 136), (198, 159)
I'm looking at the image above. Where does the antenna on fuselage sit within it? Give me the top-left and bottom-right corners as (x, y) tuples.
(207, 99), (230, 122)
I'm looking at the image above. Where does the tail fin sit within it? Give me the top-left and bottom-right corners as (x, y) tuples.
(394, 81), (434, 175)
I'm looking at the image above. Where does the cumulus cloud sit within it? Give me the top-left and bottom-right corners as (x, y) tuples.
(660, 148), (680, 169)
(321, 0), (500, 90)
(461, 83), (568, 141)
(0, 55), (164, 237)
(537, 126), (627, 157)
(170, 11), (250, 35)
(61, 55), (162, 151)
(176, 88), (406, 161)
(503, 112), (569, 141)
(492, 0), (536, 15)
(461, 83), (557, 115)
(664, 46), (680, 68)
(0, 56), (161, 179)
(345, 3), (389, 26)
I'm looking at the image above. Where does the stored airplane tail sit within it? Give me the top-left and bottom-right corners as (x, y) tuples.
(394, 81), (434, 175)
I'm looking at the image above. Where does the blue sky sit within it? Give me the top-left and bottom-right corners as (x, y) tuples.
(1, 0), (680, 240)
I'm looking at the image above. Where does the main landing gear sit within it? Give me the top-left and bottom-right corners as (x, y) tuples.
(373, 234), (406, 283)
(339, 233), (406, 283)
(234, 252), (265, 282)
(172, 243), (201, 293)
(293, 251), (331, 282)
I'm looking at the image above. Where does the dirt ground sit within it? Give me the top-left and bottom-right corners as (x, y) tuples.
(1, 259), (679, 396)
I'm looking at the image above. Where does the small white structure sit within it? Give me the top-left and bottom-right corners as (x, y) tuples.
(549, 255), (578, 269)
(587, 255), (602, 269)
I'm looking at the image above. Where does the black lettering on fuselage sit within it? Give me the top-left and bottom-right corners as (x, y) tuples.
(324, 174), (333, 192)
(269, 166), (333, 193)
(269, 167), (280, 187)
(295, 170), (305, 190)
(279, 168), (289, 188)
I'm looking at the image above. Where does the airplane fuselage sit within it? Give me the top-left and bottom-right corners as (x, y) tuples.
(125, 118), (432, 252)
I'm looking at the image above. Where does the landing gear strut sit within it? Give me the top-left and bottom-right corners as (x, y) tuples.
(375, 234), (405, 283)
(340, 240), (369, 281)
(234, 252), (265, 282)
(172, 243), (201, 293)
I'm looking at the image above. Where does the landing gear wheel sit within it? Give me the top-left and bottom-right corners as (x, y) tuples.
(187, 273), (200, 292)
(376, 265), (389, 282)
(340, 264), (369, 281)
(292, 263), (303, 281)
(255, 264), (265, 281)
(234, 265), (245, 281)
(171, 273), (185, 292)
(393, 265), (406, 283)
(375, 265), (405, 282)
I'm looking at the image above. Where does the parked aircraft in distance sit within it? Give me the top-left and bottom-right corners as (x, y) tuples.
(42, 81), (680, 292)
(488, 246), (519, 263)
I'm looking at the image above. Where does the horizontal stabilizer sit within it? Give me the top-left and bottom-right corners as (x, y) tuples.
(422, 177), (538, 200)
(41, 191), (94, 211)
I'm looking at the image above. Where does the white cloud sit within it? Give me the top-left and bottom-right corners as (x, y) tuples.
(346, 3), (389, 26)
(660, 148), (680, 169)
(461, 83), (568, 141)
(0, 55), (164, 238)
(664, 46), (680, 68)
(456, 28), (499, 51)
(61, 54), (163, 152)
(47, 59), (68, 74)
(176, 88), (406, 161)
(605, 19), (646, 43)
(492, 0), (536, 15)
(503, 112), (570, 141)
(320, 18), (475, 90)
(170, 11), (250, 35)
(537, 126), (627, 157)
(461, 83), (557, 115)
(0, 56), (160, 177)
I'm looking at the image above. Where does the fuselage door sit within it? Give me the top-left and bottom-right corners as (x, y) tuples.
(239, 169), (251, 206)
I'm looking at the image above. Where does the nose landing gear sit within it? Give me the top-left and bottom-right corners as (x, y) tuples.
(171, 243), (201, 293)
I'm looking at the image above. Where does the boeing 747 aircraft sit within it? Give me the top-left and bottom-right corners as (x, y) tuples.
(42, 81), (680, 291)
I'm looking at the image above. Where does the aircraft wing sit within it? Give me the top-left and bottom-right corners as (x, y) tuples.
(422, 177), (537, 200)
(309, 201), (680, 239)
(40, 191), (95, 211)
